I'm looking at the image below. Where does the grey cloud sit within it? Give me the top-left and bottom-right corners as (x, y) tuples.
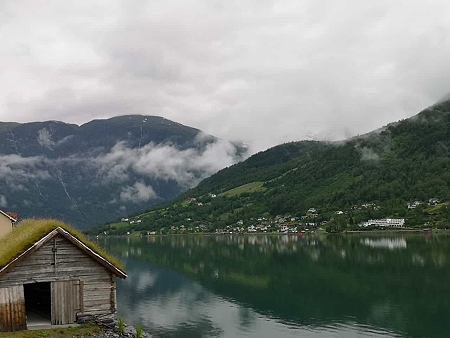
(1, 1), (450, 153)
(37, 127), (74, 149)
(0, 195), (7, 207)
(92, 137), (240, 187)
(0, 154), (50, 182)
(90, 142), (134, 183)
(0, 135), (241, 198)
(10, 184), (28, 192)
(120, 182), (157, 203)
(359, 147), (380, 162)
(37, 128), (55, 149)
(23, 200), (33, 207)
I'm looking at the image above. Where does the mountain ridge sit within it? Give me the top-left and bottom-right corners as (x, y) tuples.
(0, 115), (246, 228)
(89, 98), (450, 234)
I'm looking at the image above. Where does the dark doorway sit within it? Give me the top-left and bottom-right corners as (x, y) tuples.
(24, 282), (51, 320)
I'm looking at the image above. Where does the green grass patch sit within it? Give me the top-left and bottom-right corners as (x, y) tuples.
(220, 182), (266, 197)
(118, 318), (125, 335)
(0, 323), (100, 337)
(266, 167), (299, 183)
(219, 212), (233, 221)
(426, 202), (450, 213)
(112, 221), (130, 229)
(136, 325), (144, 338)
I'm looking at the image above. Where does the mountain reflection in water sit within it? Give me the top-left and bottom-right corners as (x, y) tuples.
(99, 234), (450, 338)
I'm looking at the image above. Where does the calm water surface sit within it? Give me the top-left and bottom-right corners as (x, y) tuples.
(99, 234), (450, 338)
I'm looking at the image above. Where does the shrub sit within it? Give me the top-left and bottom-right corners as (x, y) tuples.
(118, 317), (125, 335)
(136, 325), (144, 338)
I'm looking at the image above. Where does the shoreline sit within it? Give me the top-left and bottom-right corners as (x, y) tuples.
(95, 228), (449, 239)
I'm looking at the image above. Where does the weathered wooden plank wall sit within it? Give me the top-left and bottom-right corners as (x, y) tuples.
(51, 280), (81, 325)
(0, 285), (26, 332)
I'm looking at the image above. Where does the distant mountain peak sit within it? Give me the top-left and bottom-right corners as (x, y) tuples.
(0, 115), (247, 228)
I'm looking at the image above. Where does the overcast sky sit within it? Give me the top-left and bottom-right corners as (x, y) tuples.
(1, 0), (450, 153)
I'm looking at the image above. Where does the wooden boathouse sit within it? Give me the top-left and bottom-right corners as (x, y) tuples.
(0, 219), (126, 332)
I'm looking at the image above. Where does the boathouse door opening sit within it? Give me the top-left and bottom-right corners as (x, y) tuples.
(24, 282), (51, 327)
(23, 280), (82, 327)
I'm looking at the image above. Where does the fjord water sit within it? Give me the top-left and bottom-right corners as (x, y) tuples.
(100, 234), (450, 338)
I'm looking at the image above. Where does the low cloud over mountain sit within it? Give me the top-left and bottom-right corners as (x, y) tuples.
(0, 115), (247, 227)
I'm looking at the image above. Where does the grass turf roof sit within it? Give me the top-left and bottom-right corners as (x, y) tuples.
(0, 218), (124, 271)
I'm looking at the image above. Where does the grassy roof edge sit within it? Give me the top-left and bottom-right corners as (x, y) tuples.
(0, 218), (125, 272)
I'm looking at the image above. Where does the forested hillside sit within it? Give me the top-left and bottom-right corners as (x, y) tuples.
(88, 99), (450, 235)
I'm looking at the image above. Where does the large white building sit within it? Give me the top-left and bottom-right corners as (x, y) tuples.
(359, 218), (405, 228)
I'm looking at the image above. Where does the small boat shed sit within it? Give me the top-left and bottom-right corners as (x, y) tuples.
(0, 219), (126, 332)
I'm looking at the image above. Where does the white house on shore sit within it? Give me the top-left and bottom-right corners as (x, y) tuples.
(359, 218), (405, 228)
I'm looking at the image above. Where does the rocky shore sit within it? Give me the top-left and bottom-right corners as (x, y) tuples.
(77, 314), (150, 338)
(89, 324), (149, 338)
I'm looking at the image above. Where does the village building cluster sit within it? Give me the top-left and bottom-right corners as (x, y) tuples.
(407, 198), (440, 209)
(109, 193), (447, 236)
(359, 218), (405, 228)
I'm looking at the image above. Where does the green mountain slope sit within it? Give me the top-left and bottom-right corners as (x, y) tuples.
(88, 99), (450, 235)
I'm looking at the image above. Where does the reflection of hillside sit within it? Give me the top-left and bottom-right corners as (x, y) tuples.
(102, 234), (450, 338)
(117, 259), (224, 337)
